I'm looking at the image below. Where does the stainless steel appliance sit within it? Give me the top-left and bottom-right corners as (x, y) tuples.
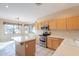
(39, 25), (50, 47)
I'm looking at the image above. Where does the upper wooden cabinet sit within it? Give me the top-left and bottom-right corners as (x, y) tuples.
(41, 20), (45, 27)
(56, 19), (67, 30)
(34, 19), (49, 30)
(49, 20), (57, 30)
(34, 22), (38, 30)
(41, 19), (49, 27)
(34, 20), (42, 30)
(34, 16), (79, 30)
(35, 22), (40, 30)
(49, 16), (79, 30)
(38, 21), (42, 30)
(44, 19), (49, 25)
(67, 16), (79, 30)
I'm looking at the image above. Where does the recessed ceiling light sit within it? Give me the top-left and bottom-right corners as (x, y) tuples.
(35, 3), (42, 6)
(5, 5), (9, 8)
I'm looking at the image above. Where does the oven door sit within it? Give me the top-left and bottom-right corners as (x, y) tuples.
(40, 36), (46, 42)
(39, 36), (47, 47)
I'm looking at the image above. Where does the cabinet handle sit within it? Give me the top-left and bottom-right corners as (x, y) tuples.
(26, 45), (28, 48)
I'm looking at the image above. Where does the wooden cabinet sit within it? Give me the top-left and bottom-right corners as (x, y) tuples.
(47, 37), (63, 50)
(34, 23), (38, 30)
(49, 16), (79, 30)
(16, 40), (36, 56)
(34, 20), (42, 30)
(37, 22), (41, 30)
(49, 20), (57, 30)
(34, 19), (49, 30)
(56, 19), (66, 30)
(41, 20), (45, 27)
(52, 38), (60, 49)
(34, 22), (39, 30)
(25, 40), (36, 56)
(44, 19), (49, 25)
(47, 37), (53, 49)
(67, 16), (79, 30)
(78, 18), (79, 30)
(34, 16), (79, 30)
(36, 36), (40, 44)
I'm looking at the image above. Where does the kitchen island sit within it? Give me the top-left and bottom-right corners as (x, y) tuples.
(12, 36), (36, 56)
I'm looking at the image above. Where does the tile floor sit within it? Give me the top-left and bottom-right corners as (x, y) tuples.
(35, 45), (54, 56)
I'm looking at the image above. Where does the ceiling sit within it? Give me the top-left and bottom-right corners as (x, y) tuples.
(0, 3), (79, 23)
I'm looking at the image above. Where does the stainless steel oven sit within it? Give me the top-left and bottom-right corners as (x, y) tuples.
(39, 25), (50, 47)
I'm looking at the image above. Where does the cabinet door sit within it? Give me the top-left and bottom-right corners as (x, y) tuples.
(36, 36), (40, 44)
(67, 16), (79, 30)
(44, 19), (49, 25)
(78, 18), (79, 30)
(36, 21), (42, 30)
(52, 38), (59, 49)
(40, 19), (49, 27)
(25, 45), (35, 56)
(74, 16), (79, 30)
(47, 37), (53, 49)
(37, 22), (40, 30)
(41, 20), (44, 27)
(34, 23), (38, 30)
(47, 37), (64, 49)
(34, 22), (40, 30)
(49, 20), (57, 30)
(56, 19), (66, 30)
(25, 40), (36, 56)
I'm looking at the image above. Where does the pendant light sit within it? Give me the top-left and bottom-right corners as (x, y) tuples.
(17, 17), (19, 29)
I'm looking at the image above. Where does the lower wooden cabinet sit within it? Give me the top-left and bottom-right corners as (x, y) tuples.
(35, 36), (40, 44)
(47, 37), (63, 50)
(47, 37), (53, 49)
(16, 39), (36, 56)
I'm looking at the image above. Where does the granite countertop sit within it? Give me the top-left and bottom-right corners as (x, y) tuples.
(48, 35), (64, 38)
(0, 41), (15, 50)
(12, 35), (36, 43)
(53, 38), (79, 56)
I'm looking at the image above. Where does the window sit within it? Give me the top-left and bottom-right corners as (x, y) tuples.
(24, 24), (30, 34)
(13, 25), (21, 34)
(4, 23), (22, 34)
(4, 24), (14, 34)
(24, 24), (34, 34)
